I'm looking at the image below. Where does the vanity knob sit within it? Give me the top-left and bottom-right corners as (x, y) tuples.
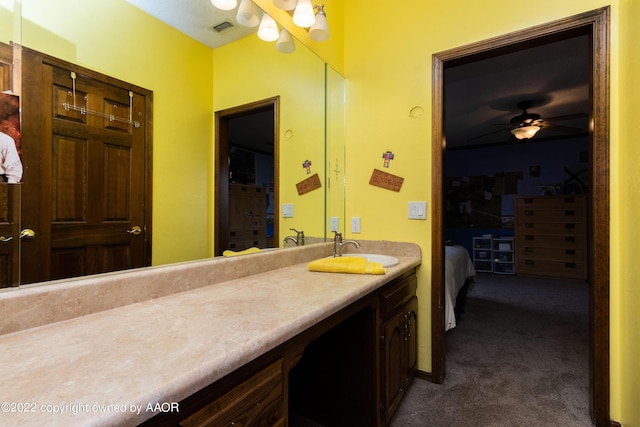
(127, 225), (142, 236)
(20, 229), (35, 240)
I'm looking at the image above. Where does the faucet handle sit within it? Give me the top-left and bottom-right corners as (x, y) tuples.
(333, 230), (342, 242)
(289, 228), (305, 246)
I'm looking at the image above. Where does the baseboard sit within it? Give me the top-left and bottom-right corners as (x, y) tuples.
(415, 369), (432, 382)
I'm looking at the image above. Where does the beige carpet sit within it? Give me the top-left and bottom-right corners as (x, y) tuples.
(390, 273), (593, 427)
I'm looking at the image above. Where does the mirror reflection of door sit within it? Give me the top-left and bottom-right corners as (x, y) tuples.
(0, 43), (20, 288)
(215, 97), (278, 256)
(19, 47), (152, 285)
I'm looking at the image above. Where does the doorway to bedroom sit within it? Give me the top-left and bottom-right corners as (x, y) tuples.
(430, 8), (610, 426)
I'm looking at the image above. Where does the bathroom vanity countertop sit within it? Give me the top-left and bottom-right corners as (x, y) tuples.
(0, 241), (420, 426)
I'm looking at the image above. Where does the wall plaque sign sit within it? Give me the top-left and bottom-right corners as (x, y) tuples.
(296, 173), (322, 195)
(369, 169), (404, 192)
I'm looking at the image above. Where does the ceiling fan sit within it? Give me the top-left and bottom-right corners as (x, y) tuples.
(469, 100), (588, 143)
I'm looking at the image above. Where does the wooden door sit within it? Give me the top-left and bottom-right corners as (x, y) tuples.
(19, 48), (152, 285)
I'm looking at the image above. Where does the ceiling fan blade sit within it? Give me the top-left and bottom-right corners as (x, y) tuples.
(544, 112), (589, 121)
(467, 127), (511, 141)
(541, 123), (586, 134)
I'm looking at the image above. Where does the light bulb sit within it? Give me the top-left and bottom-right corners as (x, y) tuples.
(273, 0), (298, 10)
(211, 0), (237, 11)
(276, 28), (296, 53)
(236, 0), (260, 27)
(292, 0), (315, 28)
(258, 14), (279, 42)
(309, 6), (329, 41)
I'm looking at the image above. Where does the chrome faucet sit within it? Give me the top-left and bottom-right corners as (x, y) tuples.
(333, 231), (360, 257)
(283, 228), (305, 246)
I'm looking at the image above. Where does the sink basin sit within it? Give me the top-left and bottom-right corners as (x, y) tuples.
(342, 253), (399, 267)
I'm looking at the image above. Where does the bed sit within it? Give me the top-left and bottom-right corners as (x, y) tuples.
(445, 244), (476, 331)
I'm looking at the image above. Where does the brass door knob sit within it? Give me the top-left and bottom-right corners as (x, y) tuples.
(127, 225), (142, 236)
(20, 229), (35, 240)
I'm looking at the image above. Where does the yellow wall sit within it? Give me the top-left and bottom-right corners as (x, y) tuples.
(5, 0), (640, 424)
(213, 34), (327, 242)
(342, 0), (638, 424)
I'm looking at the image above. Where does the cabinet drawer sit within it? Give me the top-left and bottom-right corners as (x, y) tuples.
(517, 259), (586, 279)
(380, 274), (417, 319)
(516, 221), (586, 236)
(516, 196), (586, 210)
(180, 360), (285, 427)
(517, 234), (585, 249)
(517, 246), (585, 261)
(516, 208), (585, 223)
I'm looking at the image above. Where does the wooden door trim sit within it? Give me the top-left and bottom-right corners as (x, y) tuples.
(430, 7), (610, 425)
(214, 96), (279, 256)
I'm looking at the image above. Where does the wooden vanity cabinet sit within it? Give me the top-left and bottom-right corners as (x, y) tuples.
(379, 274), (418, 425)
(143, 269), (418, 427)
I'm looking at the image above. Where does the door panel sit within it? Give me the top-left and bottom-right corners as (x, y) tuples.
(20, 48), (151, 285)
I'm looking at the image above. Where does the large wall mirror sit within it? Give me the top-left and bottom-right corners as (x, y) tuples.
(0, 0), (345, 288)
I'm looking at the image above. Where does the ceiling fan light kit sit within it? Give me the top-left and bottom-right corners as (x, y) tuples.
(511, 125), (541, 140)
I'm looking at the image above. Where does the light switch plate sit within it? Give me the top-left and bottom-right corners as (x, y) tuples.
(408, 201), (427, 220)
(351, 217), (361, 233)
(330, 217), (339, 232)
(282, 203), (294, 218)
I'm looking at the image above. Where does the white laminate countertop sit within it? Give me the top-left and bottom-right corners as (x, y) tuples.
(0, 242), (421, 426)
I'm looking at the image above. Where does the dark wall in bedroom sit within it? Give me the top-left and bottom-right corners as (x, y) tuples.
(444, 137), (588, 255)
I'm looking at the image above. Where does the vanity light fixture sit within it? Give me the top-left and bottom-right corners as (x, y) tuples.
(211, 0), (238, 11)
(308, 5), (328, 41)
(236, 0), (261, 27)
(273, 0), (298, 11)
(258, 13), (280, 41)
(511, 124), (541, 140)
(276, 28), (296, 53)
(292, 0), (316, 28)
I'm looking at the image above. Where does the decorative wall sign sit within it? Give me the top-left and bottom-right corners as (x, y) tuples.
(369, 168), (404, 192)
(296, 173), (322, 195)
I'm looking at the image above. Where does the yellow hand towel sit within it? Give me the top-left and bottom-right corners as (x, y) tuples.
(222, 247), (262, 257)
(308, 256), (386, 275)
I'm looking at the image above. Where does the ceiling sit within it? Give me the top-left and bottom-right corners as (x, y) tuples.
(444, 33), (591, 148)
(126, 0), (256, 49)
(125, 1), (591, 151)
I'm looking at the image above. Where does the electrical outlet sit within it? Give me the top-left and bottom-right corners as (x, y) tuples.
(330, 217), (339, 232)
(408, 201), (427, 220)
(282, 203), (294, 218)
(351, 217), (361, 233)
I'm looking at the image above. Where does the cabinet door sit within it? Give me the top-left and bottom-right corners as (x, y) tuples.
(405, 297), (418, 388)
(382, 307), (407, 424)
(179, 360), (285, 427)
